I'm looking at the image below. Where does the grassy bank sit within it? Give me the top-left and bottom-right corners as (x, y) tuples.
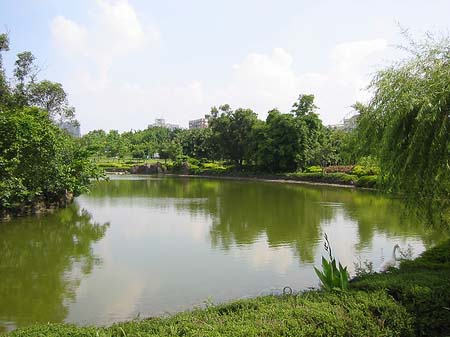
(8, 240), (450, 337)
(179, 163), (379, 188)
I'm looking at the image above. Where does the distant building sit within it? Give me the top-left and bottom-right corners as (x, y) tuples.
(149, 118), (180, 131)
(189, 115), (210, 129)
(329, 114), (359, 131)
(58, 120), (81, 137)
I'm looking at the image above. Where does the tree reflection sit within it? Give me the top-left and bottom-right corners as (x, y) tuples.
(0, 205), (109, 330)
(207, 182), (334, 263)
(87, 177), (445, 262)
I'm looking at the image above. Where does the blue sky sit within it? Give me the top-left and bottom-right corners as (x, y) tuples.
(1, 0), (449, 133)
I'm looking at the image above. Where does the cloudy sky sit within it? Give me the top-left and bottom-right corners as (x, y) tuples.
(1, 0), (449, 133)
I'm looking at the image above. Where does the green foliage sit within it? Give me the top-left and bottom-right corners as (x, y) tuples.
(0, 34), (103, 214)
(291, 95), (326, 169)
(253, 109), (300, 172)
(351, 239), (450, 336)
(9, 290), (413, 337)
(305, 165), (322, 173)
(315, 256), (350, 291)
(356, 175), (378, 188)
(80, 95), (347, 176)
(209, 105), (258, 166)
(355, 35), (450, 225)
(351, 165), (380, 177)
(176, 127), (215, 159)
(289, 172), (359, 185)
(314, 234), (350, 291)
(0, 107), (103, 212)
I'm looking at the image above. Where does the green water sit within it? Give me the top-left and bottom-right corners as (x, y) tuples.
(0, 176), (446, 331)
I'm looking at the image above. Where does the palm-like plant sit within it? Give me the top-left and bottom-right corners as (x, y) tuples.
(314, 233), (350, 291)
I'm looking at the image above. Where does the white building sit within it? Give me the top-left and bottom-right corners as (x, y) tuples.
(149, 118), (180, 131)
(329, 114), (359, 131)
(189, 115), (209, 129)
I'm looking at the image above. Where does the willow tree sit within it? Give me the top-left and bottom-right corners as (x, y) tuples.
(362, 35), (450, 225)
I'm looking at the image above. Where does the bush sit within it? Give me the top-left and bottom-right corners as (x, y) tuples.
(305, 165), (323, 173)
(289, 172), (358, 185)
(351, 239), (450, 336)
(356, 175), (378, 188)
(326, 173), (358, 184)
(351, 165), (380, 177)
(200, 162), (226, 170)
(0, 107), (102, 213)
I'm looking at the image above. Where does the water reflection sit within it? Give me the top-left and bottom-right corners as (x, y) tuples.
(0, 205), (109, 331)
(0, 176), (446, 330)
(89, 177), (442, 260)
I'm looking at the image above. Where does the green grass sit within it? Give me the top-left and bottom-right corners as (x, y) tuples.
(9, 291), (413, 337)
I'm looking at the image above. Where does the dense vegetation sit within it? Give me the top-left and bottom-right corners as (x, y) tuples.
(81, 95), (347, 172)
(354, 36), (450, 224)
(9, 238), (450, 337)
(0, 34), (101, 216)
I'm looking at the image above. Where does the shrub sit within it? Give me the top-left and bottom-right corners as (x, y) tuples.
(305, 165), (323, 173)
(351, 165), (380, 177)
(0, 107), (103, 212)
(326, 173), (358, 184)
(200, 162), (226, 170)
(356, 175), (378, 188)
(351, 239), (450, 336)
(289, 172), (358, 185)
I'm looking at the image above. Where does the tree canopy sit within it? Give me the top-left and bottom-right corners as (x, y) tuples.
(357, 35), (450, 224)
(0, 33), (102, 214)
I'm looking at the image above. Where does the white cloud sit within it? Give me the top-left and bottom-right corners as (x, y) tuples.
(216, 40), (388, 124)
(51, 1), (389, 133)
(51, 0), (159, 81)
(52, 16), (88, 56)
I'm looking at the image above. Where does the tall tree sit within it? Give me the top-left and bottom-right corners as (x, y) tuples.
(258, 109), (299, 172)
(360, 35), (450, 225)
(0, 33), (10, 106)
(209, 105), (258, 167)
(291, 94), (325, 169)
(28, 80), (68, 118)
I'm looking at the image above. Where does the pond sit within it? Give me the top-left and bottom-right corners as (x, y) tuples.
(0, 176), (446, 331)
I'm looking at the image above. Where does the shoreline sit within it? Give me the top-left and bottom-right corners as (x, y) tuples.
(0, 192), (74, 221)
(167, 173), (362, 189)
(107, 171), (377, 191)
